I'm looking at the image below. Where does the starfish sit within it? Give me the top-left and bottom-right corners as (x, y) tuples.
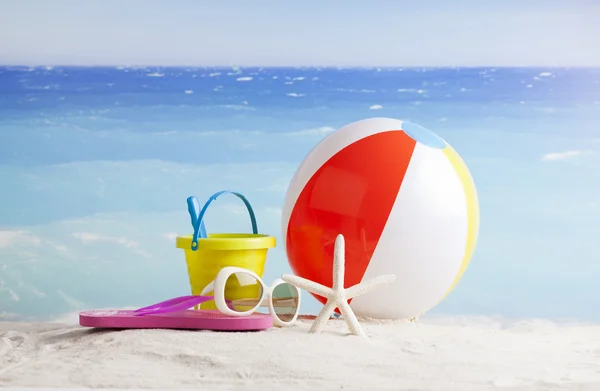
(282, 234), (396, 337)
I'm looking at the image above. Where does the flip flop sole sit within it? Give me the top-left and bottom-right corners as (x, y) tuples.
(79, 309), (273, 331)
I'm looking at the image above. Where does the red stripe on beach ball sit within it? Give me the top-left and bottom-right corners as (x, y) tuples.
(285, 130), (417, 306)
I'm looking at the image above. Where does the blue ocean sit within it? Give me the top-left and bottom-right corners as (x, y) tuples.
(1, 66), (599, 322)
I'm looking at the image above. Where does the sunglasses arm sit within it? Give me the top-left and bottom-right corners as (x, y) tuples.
(200, 281), (216, 296)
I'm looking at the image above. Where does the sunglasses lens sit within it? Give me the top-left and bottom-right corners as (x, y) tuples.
(272, 283), (299, 323)
(224, 272), (263, 313)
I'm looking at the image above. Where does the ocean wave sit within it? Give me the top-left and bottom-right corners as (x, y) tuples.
(284, 126), (335, 136)
(0, 195), (304, 319)
(0, 118), (344, 167)
(397, 88), (426, 94)
(0, 158), (298, 225)
(335, 88), (376, 93)
(219, 104), (255, 110)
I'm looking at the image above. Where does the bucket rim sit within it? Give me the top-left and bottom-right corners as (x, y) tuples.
(176, 234), (276, 251)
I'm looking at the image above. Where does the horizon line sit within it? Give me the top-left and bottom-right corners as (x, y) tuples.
(2, 64), (599, 69)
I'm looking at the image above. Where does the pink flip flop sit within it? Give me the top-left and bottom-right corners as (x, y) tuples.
(79, 295), (273, 331)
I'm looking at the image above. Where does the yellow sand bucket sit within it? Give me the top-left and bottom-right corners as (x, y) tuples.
(176, 190), (276, 310)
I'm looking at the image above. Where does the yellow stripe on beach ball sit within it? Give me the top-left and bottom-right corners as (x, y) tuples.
(440, 145), (480, 300)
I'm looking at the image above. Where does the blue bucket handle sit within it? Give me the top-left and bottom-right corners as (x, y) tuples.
(187, 190), (258, 251)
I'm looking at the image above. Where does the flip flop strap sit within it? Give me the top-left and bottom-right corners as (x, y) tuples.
(134, 295), (214, 316)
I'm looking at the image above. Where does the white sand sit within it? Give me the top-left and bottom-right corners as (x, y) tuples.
(1, 315), (599, 391)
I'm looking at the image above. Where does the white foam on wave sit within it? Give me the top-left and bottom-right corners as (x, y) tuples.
(0, 158), (311, 317)
(0, 230), (37, 249)
(236, 76), (253, 82)
(146, 73), (164, 77)
(369, 104), (383, 110)
(286, 126), (335, 136)
(0, 311), (19, 320)
(539, 72), (552, 77)
(145, 125), (336, 138)
(335, 88), (375, 93)
(286, 93), (305, 97)
(24, 84), (61, 91)
(541, 150), (591, 162)
(184, 90), (193, 94)
(209, 72), (221, 77)
(284, 81), (293, 85)
(535, 107), (554, 114)
(397, 88), (425, 94)
(292, 77), (305, 81)
(219, 104), (255, 111)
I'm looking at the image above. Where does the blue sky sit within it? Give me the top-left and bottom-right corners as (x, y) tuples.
(0, 0), (599, 66)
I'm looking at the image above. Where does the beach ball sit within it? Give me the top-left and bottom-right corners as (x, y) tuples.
(281, 117), (479, 320)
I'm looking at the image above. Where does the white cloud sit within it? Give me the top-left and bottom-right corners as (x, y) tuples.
(369, 104), (383, 110)
(541, 150), (592, 162)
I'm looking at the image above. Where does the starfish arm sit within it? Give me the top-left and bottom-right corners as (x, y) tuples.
(332, 234), (345, 290)
(309, 299), (337, 334)
(338, 299), (365, 337)
(282, 274), (333, 298)
(344, 274), (396, 299)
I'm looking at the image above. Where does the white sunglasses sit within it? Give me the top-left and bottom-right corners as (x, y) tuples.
(200, 266), (301, 327)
